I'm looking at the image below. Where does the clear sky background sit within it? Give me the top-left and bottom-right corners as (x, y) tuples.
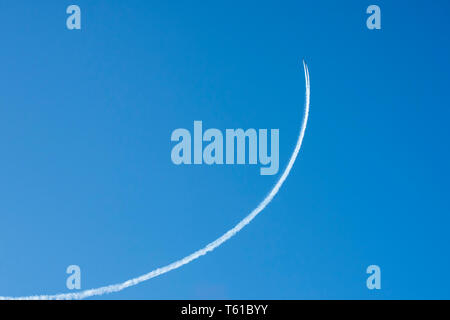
(0, 1), (449, 299)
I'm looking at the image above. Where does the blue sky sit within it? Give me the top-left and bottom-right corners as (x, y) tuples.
(0, 1), (450, 299)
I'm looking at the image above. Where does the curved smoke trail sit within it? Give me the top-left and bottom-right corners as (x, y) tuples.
(0, 61), (310, 300)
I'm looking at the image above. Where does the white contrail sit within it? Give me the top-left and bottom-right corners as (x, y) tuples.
(0, 61), (310, 300)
